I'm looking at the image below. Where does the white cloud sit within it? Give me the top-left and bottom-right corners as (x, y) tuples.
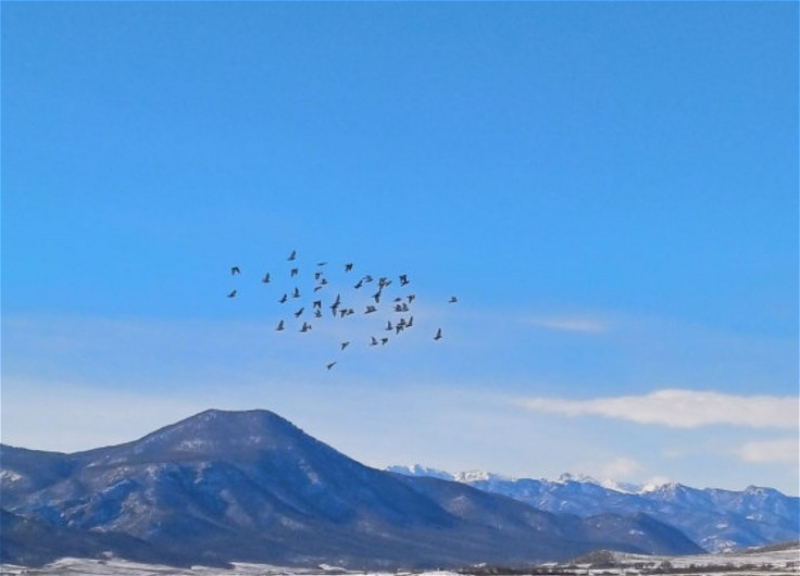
(594, 456), (642, 479)
(739, 438), (800, 464)
(516, 389), (799, 430)
(527, 316), (608, 333)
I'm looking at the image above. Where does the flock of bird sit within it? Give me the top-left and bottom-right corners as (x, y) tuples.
(226, 250), (457, 370)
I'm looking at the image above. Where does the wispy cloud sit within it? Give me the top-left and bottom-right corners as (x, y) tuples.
(526, 316), (608, 333)
(739, 438), (800, 464)
(516, 389), (799, 430)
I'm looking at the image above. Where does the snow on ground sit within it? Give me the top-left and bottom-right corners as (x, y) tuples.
(1, 549), (798, 576)
(0, 558), (462, 576)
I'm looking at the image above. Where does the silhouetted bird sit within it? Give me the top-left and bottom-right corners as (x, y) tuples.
(399, 274), (409, 286)
(279, 293), (288, 303)
(326, 361), (336, 370)
(370, 336), (378, 346)
(292, 287), (301, 298)
(317, 261), (327, 266)
(276, 320), (285, 331)
(300, 322), (311, 332)
(231, 266), (240, 275)
(262, 273), (270, 283)
(354, 279), (364, 289)
(313, 300), (322, 309)
(407, 294), (416, 304)
(341, 341), (350, 350)
(381, 337), (389, 345)
(227, 289), (237, 298)
(386, 320), (393, 331)
(449, 296), (458, 303)
(407, 316), (414, 327)
(288, 250), (296, 261)
(434, 328), (442, 341)
(294, 307), (304, 318)
(365, 305), (377, 314)
(314, 309), (322, 318)
(290, 267), (299, 277)
(314, 271), (323, 280)
(345, 263), (354, 272)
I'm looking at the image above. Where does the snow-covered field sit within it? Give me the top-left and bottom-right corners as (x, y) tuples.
(1, 548), (798, 576)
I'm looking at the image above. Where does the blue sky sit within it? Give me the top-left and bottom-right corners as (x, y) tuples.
(2, 2), (798, 495)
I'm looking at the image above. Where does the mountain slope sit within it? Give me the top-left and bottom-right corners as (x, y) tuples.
(1, 409), (702, 568)
(387, 466), (800, 552)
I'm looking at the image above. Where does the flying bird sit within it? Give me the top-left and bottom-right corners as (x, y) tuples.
(399, 274), (409, 286)
(288, 250), (297, 261)
(449, 296), (458, 303)
(354, 279), (364, 289)
(262, 273), (270, 284)
(231, 266), (241, 275)
(300, 322), (312, 332)
(345, 263), (354, 272)
(292, 287), (301, 298)
(326, 361), (336, 370)
(279, 293), (288, 304)
(294, 307), (304, 318)
(227, 289), (237, 298)
(381, 337), (389, 345)
(365, 305), (377, 314)
(290, 267), (299, 277)
(370, 336), (378, 347)
(341, 341), (350, 350)
(276, 320), (285, 331)
(434, 328), (442, 341)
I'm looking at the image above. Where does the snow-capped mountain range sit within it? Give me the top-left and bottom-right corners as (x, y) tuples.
(386, 465), (800, 552)
(0, 409), (703, 569)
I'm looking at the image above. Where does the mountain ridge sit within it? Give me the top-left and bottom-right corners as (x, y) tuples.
(386, 465), (800, 552)
(1, 409), (703, 568)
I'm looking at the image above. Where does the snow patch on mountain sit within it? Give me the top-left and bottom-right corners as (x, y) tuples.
(386, 464), (800, 552)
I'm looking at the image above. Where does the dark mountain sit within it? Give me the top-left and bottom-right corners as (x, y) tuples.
(0, 409), (702, 568)
(387, 467), (800, 552)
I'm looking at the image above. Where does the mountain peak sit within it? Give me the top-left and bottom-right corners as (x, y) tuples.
(79, 408), (316, 465)
(386, 464), (453, 480)
(555, 472), (600, 485)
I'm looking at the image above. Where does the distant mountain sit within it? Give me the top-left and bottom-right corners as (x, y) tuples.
(386, 466), (800, 552)
(1, 409), (702, 568)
